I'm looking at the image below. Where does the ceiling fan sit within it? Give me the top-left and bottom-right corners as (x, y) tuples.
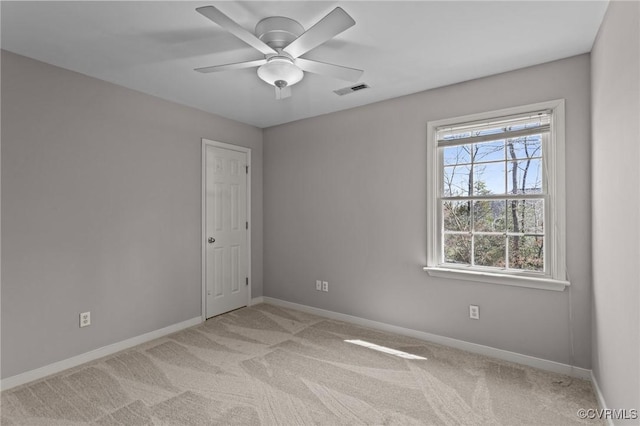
(195, 5), (364, 100)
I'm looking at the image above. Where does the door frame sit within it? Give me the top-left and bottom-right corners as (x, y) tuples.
(201, 138), (252, 321)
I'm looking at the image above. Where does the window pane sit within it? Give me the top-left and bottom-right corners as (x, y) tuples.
(508, 236), (544, 271)
(507, 199), (544, 234)
(443, 201), (471, 232)
(443, 145), (471, 166)
(473, 162), (505, 195)
(473, 200), (506, 232)
(444, 234), (471, 265)
(474, 235), (505, 267)
(474, 140), (504, 163)
(508, 135), (542, 160)
(507, 158), (542, 194)
(443, 165), (471, 197)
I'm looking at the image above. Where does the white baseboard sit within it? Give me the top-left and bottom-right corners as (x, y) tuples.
(591, 371), (614, 426)
(250, 296), (264, 306)
(262, 297), (592, 381)
(0, 316), (202, 391)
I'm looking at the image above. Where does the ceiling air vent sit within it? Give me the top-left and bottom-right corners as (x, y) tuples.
(334, 83), (370, 96)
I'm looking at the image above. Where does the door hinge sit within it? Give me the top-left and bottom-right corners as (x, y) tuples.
(246, 165), (249, 174)
(246, 277), (249, 286)
(246, 221), (248, 230)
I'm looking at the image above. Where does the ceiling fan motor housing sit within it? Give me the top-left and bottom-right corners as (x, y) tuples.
(255, 16), (304, 49)
(255, 17), (306, 89)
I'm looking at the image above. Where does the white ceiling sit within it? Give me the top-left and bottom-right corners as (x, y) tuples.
(1, 1), (608, 128)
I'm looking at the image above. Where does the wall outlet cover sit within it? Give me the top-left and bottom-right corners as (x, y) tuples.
(80, 311), (91, 327)
(469, 305), (480, 320)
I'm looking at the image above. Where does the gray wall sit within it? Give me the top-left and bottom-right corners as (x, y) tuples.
(264, 55), (593, 368)
(591, 0), (640, 421)
(1, 51), (263, 378)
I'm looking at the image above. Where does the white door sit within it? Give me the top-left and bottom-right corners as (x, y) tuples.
(204, 143), (249, 319)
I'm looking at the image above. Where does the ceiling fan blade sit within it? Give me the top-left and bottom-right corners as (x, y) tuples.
(196, 6), (277, 56)
(275, 85), (292, 100)
(195, 59), (267, 73)
(296, 58), (363, 82)
(283, 7), (355, 59)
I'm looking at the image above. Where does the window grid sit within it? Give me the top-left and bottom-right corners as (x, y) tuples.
(438, 128), (548, 273)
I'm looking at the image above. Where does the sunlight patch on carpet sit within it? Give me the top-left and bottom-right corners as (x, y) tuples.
(345, 340), (427, 360)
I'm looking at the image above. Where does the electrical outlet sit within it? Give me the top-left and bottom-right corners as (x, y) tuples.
(80, 311), (91, 327)
(316, 280), (322, 291)
(469, 305), (479, 320)
(322, 281), (328, 292)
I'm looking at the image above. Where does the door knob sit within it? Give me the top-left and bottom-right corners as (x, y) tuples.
(208, 237), (215, 244)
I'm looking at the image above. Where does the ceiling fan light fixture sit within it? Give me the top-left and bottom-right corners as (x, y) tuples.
(257, 57), (303, 88)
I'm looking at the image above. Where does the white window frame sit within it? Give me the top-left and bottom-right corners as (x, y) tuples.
(424, 100), (569, 291)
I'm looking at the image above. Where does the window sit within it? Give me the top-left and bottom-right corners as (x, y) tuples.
(425, 100), (569, 291)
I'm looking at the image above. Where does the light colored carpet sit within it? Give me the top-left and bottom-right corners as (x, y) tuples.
(1, 303), (601, 425)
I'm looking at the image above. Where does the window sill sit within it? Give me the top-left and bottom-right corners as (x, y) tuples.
(423, 266), (570, 291)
